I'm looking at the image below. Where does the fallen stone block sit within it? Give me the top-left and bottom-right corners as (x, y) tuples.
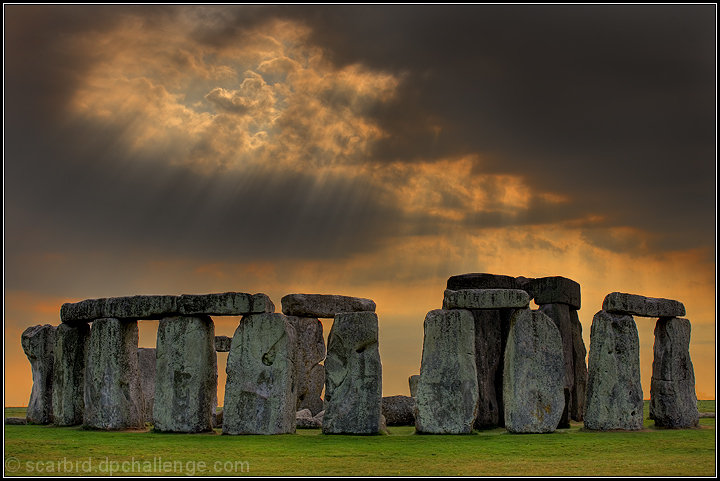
(698, 412), (715, 418)
(415, 309), (478, 434)
(584, 310), (643, 431)
(503, 309), (565, 434)
(22, 324), (57, 425)
(84, 318), (144, 430)
(178, 292), (274, 316)
(5, 417), (27, 425)
(649, 317), (698, 428)
(442, 289), (530, 310)
(446, 273), (520, 291)
(53, 322), (90, 426)
(296, 409), (322, 429)
(212, 410), (224, 429)
(530, 276), (581, 310)
(281, 294), (376, 318)
(602, 292), (685, 318)
(323, 311), (382, 434)
(223, 313), (297, 435)
(382, 395), (415, 426)
(214, 335), (232, 352)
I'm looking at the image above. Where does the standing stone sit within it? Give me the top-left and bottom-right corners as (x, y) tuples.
(21, 325), (57, 424)
(584, 310), (643, 431)
(503, 309), (565, 434)
(137, 348), (156, 424)
(52, 322), (90, 426)
(323, 311), (383, 434)
(223, 313), (297, 435)
(153, 316), (216, 432)
(84, 318), (144, 430)
(286, 316), (326, 415)
(538, 303), (574, 428)
(570, 310), (587, 421)
(382, 395), (416, 425)
(214, 335), (232, 352)
(408, 375), (420, 398)
(649, 317), (699, 428)
(415, 309), (478, 434)
(472, 309), (503, 429)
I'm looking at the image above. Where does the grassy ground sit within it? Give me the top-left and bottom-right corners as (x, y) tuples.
(4, 402), (715, 477)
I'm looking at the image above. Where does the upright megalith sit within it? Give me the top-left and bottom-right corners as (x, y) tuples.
(214, 335), (232, 352)
(223, 313), (297, 435)
(584, 310), (643, 431)
(323, 311), (383, 434)
(409, 375), (420, 398)
(382, 395), (416, 426)
(570, 310), (588, 422)
(286, 316), (326, 415)
(21, 324), (57, 424)
(415, 309), (478, 434)
(538, 303), (574, 428)
(503, 309), (565, 434)
(154, 316), (216, 433)
(84, 318), (144, 430)
(281, 294), (376, 318)
(52, 323), (90, 426)
(137, 348), (156, 424)
(443, 276), (527, 430)
(650, 317), (699, 428)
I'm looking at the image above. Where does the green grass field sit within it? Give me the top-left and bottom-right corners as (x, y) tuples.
(4, 402), (715, 477)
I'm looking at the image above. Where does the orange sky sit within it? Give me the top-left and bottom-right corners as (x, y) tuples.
(4, 5), (716, 406)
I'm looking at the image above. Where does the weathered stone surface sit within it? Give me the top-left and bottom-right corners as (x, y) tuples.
(286, 316), (326, 415)
(153, 317), (215, 432)
(5, 417), (27, 425)
(323, 311), (382, 434)
(153, 316), (216, 433)
(442, 289), (530, 310)
(137, 348), (156, 424)
(223, 313), (297, 435)
(415, 309), (478, 434)
(584, 310), (643, 431)
(178, 292), (274, 316)
(281, 294), (376, 318)
(699, 412), (715, 418)
(214, 335), (232, 352)
(382, 395), (415, 425)
(22, 324), (57, 425)
(84, 318), (144, 430)
(212, 410), (224, 428)
(515, 276), (534, 293)
(649, 317), (698, 428)
(408, 375), (420, 398)
(52, 323), (90, 426)
(570, 310), (588, 422)
(62, 295), (179, 323)
(313, 410), (325, 425)
(503, 309), (565, 434)
(61, 292), (274, 323)
(472, 309), (503, 429)
(296, 408), (322, 428)
(447, 273), (521, 291)
(530, 276), (581, 310)
(602, 292), (685, 318)
(538, 303), (574, 428)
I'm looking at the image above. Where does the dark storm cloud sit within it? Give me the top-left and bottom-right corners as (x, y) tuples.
(4, 4), (716, 284)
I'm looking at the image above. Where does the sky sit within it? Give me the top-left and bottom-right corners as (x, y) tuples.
(3, 4), (716, 407)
